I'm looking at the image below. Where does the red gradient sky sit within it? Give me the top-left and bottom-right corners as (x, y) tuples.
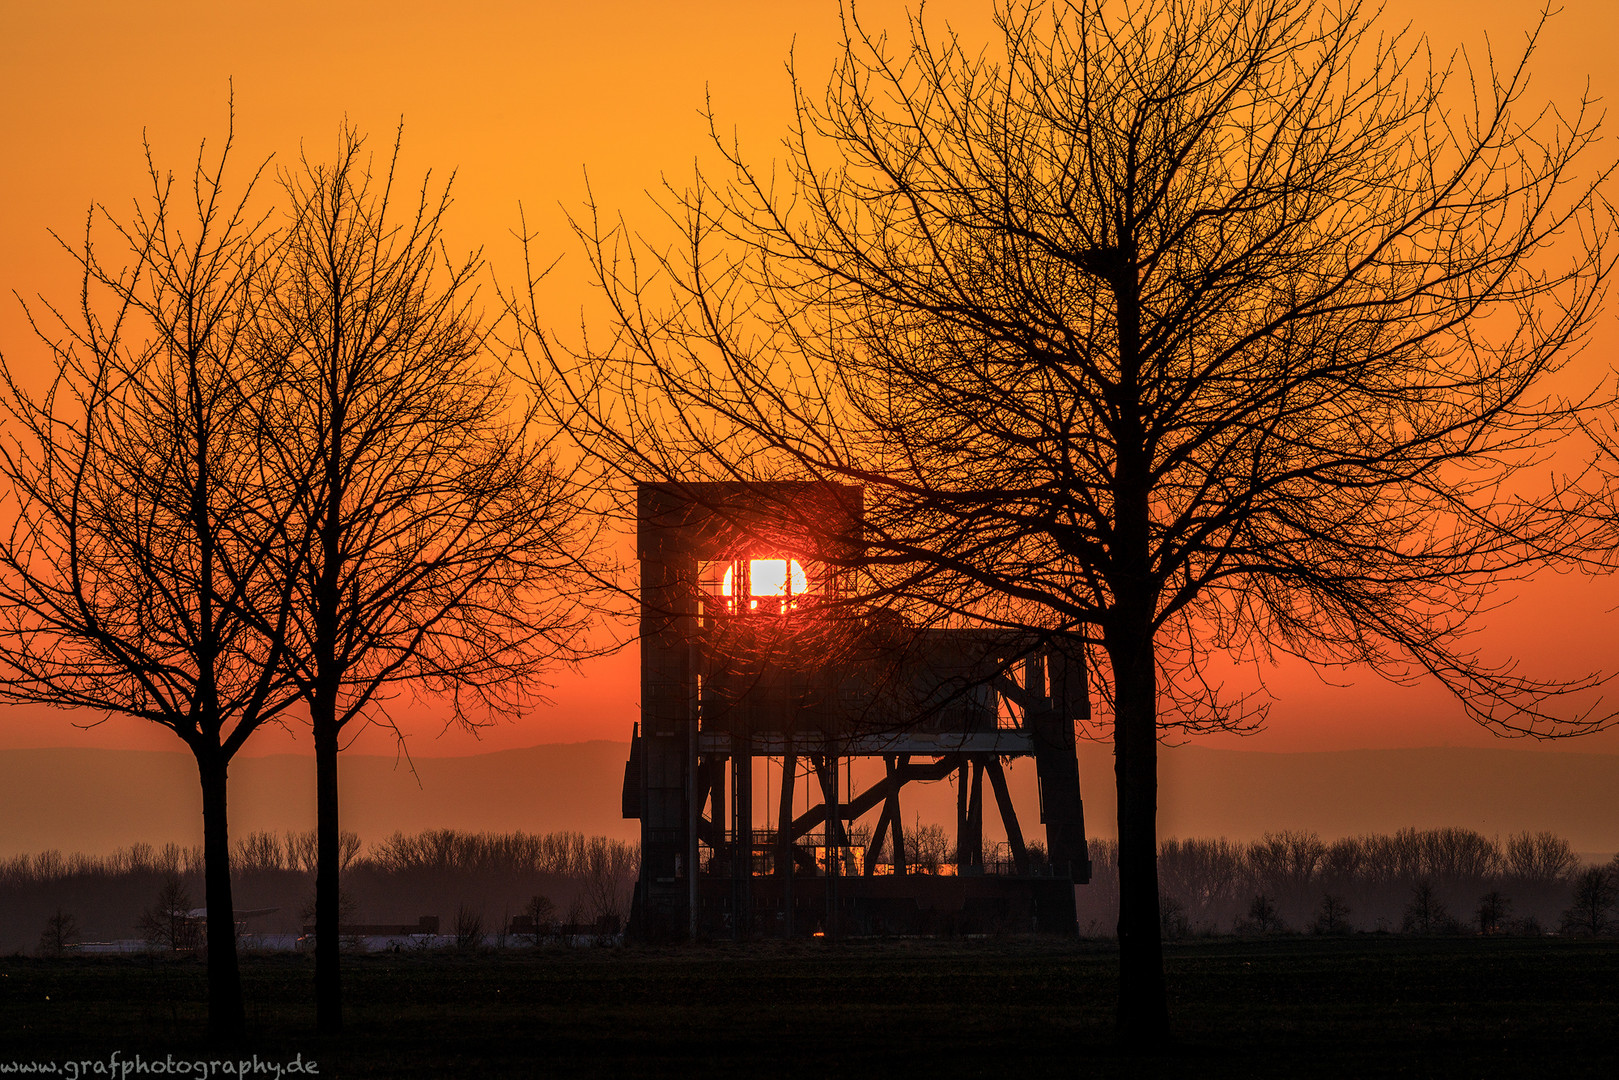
(1, 0), (1616, 759)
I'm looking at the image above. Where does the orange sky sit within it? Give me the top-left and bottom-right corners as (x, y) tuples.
(2, 0), (1617, 760)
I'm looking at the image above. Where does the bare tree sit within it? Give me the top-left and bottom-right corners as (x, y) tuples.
(140, 875), (204, 953)
(1242, 892), (1285, 934)
(1505, 830), (1580, 884)
(581, 835), (637, 933)
(1158, 837), (1245, 928)
(1419, 827), (1500, 883)
(523, 0), (1615, 1040)
(453, 903), (486, 950)
(1476, 890), (1511, 935)
(0, 120), (301, 1039)
(1247, 831), (1326, 906)
(38, 908), (78, 957)
(1312, 894), (1352, 935)
(523, 893), (558, 946)
(1401, 879), (1456, 935)
(1561, 866), (1617, 937)
(256, 126), (589, 1034)
(903, 820), (952, 874)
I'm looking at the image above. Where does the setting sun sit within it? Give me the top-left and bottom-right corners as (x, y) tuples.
(721, 558), (809, 601)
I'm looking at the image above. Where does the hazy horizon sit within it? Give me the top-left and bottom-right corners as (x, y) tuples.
(6, 740), (1616, 862)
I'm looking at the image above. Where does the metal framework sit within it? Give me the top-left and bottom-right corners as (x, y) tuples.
(624, 482), (1090, 939)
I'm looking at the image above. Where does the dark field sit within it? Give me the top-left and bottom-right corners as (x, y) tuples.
(3, 937), (1616, 1078)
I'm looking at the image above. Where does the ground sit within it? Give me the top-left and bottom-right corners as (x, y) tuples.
(2, 936), (1616, 1077)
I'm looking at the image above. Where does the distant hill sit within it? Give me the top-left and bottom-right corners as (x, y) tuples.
(1, 741), (1615, 858)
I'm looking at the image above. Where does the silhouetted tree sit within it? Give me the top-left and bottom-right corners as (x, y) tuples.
(1242, 893), (1285, 935)
(1158, 895), (1189, 940)
(1419, 828), (1500, 883)
(904, 820), (952, 874)
(38, 908), (78, 956)
(1505, 830), (1580, 884)
(522, 0), (1614, 1041)
(1402, 879), (1456, 935)
(523, 893), (558, 946)
(1561, 866), (1616, 937)
(1476, 890), (1511, 935)
(255, 126), (589, 1034)
(582, 835), (636, 932)
(140, 876), (203, 952)
(232, 832), (286, 875)
(1312, 894), (1352, 935)
(454, 904), (486, 950)
(0, 118), (301, 1040)
(1248, 831), (1325, 916)
(1321, 837), (1369, 893)
(1158, 837), (1245, 930)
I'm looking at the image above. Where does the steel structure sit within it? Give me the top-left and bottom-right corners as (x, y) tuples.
(624, 481), (1091, 939)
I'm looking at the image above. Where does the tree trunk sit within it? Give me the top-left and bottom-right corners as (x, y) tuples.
(197, 749), (246, 1042)
(314, 712), (342, 1034)
(1104, 227), (1171, 1044)
(1108, 621), (1170, 1045)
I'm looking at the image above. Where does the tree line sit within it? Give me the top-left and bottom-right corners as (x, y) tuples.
(7, 828), (637, 957)
(17, 824), (1613, 957)
(1081, 828), (1618, 939)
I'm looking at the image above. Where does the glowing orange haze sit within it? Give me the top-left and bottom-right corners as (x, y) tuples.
(1, 0), (1616, 759)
